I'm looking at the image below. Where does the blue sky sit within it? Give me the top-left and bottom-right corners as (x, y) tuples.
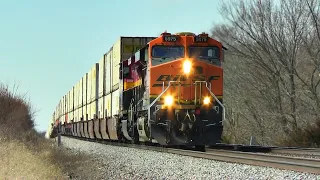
(0, 0), (225, 132)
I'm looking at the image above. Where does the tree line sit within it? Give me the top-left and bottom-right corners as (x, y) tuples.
(212, 0), (320, 147)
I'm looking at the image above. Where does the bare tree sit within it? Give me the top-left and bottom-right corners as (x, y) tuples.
(212, 0), (320, 146)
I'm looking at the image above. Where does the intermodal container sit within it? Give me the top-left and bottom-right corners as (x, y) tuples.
(69, 87), (74, 114)
(89, 100), (98, 120)
(105, 52), (112, 95)
(111, 37), (155, 91)
(83, 73), (88, 106)
(69, 110), (74, 122)
(98, 56), (105, 98)
(105, 93), (112, 118)
(74, 108), (78, 122)
(111, 89), (120, 116)
(74, 82), (79, 109)
(88, 63), (99, 103)
(98, 96), (104, 119)
(79, 78), (83, 107)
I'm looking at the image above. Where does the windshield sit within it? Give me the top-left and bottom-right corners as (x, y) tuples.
(188, 46), (220, 65)
(151, 46), (184, 66)
(152, 46), (184, 58)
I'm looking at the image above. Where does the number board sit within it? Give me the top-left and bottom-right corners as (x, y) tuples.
(194, 36), (208, 43)
(163, 35), (178, 42)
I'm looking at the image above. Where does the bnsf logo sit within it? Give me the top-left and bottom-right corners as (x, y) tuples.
(152, 74), (220, 87)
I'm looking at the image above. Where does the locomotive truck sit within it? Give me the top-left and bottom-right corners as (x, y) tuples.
(46, 31), (226, 149)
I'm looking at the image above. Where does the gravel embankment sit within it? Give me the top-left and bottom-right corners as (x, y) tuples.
(61, 137), (320, 180)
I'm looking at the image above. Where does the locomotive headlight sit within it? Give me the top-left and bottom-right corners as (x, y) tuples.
(183, 60), (192, 74)
(164, 95), (174, 106)
(203, 96), (210, 105)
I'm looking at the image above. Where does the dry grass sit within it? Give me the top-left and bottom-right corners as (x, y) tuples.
(0, 83), (93, 179)
(0, 139), (65, 179)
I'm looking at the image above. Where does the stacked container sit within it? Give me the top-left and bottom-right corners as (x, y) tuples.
(51, 36), (156, 139)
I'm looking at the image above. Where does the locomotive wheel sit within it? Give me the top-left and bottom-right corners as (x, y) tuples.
(132, 124), (140, 144)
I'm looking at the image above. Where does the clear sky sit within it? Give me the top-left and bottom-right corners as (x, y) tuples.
(0, 0), (225, 132)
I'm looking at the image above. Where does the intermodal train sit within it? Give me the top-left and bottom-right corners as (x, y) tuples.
(46, 31), (226, 149)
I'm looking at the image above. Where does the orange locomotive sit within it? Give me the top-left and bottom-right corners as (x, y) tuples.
(120, 32), (226, 148)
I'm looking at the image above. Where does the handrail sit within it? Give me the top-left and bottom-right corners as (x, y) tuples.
(194, 81), (226, 123)
(205, 82), (225, 123)
(148, 81), (177, 119)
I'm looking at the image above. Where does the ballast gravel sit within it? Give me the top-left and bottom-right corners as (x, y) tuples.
(61, 137), (320, 180)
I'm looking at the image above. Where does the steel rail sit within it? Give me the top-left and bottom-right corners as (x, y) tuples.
(271, 148), (320, 157)
(167, 149), (320, 175)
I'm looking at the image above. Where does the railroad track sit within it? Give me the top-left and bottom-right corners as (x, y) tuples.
(179, 149), (320, 175)
(271, 147), (320, 157)
(60, 136), (320, 175)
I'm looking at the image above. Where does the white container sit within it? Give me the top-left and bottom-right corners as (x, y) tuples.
(62, 96), (66, 117)
(67, 91), (70, 115)
(78, 106), (81, 121)
(65, 111), (69, 124)
(69, 89), (72, 113)
(69, 87), (74, 113)
(74, 82), (78, 109)
(104, 93), (112, 118)
(79, 106), (83, 121)
(79, 78), (83, 107)
(83, 73), (88, 106)
(86, 103), (91, 120)
(66, 91), (70, 114)
(60, 99), (62, 116)
(68, 90), (71, 113)
(69, 110), (74, 122)
(98, 96), (104, 119)
(59, 100), (62, 118)
(89, 100), (98, 120)
(112, 40), (120, 91)
(87, 70), (91, 105)
(111, 89), (120, 116)
(65, 94), (68, 114)
(63, 114), (66, 124)
(71, 87), (74, 112)
(59, 115), (63, 124)
(98, 56), (105, 98)
(89, 63), (99, 103)
(74, 83), (78, 109)
(111, 37), (155, 91)
(105, 52), (112, 94)
(120, 37), (155, 61)
(74, 108), (78, 122)
(61, 96), (64, 116)
(83, 104), (88, 121)
(63, 96), (66, 116)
